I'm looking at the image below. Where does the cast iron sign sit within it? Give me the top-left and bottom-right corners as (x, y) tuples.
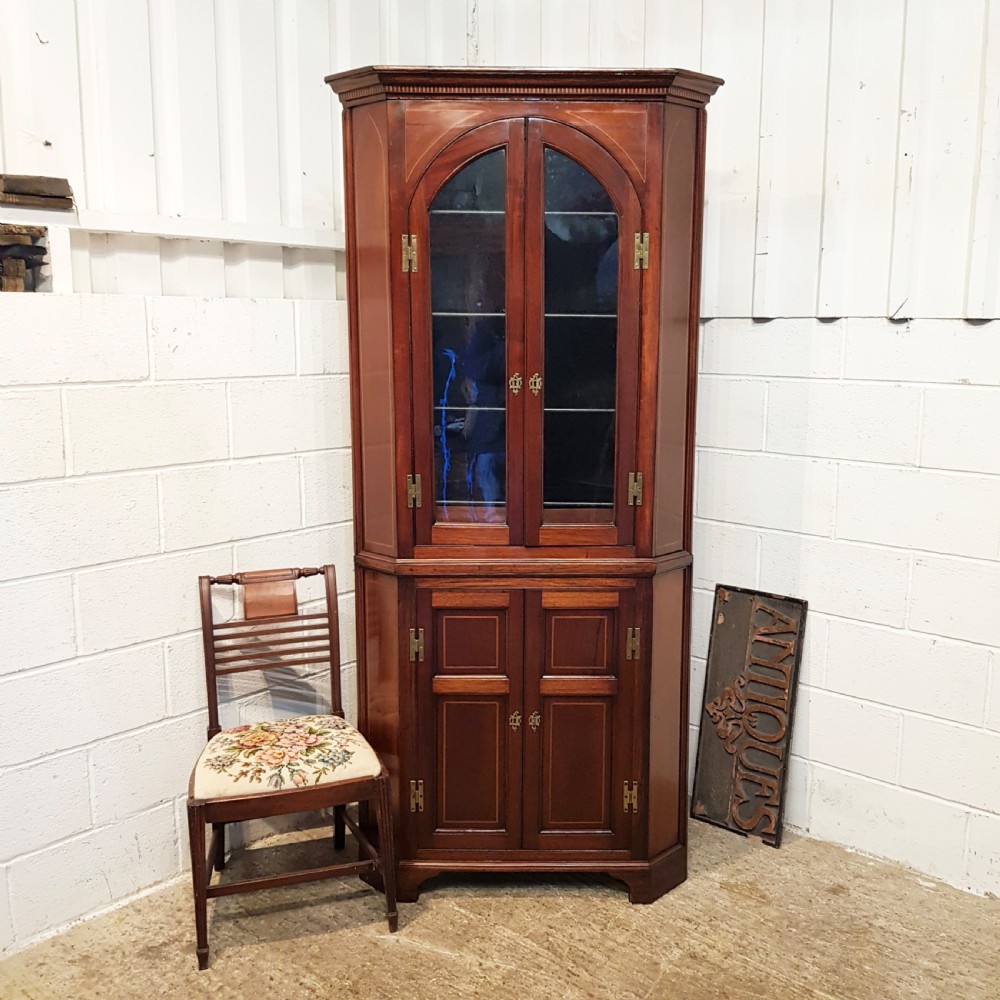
(691, 585), (807, 847)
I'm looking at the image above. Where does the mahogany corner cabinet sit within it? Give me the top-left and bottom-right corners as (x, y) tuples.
(326, 66), (722, 903)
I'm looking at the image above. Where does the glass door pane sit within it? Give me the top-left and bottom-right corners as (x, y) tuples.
(429, 150), (507, 524)
(542, 149), (618, 525)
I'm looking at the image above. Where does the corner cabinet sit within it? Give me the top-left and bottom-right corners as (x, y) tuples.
(326, 66), (722, 903)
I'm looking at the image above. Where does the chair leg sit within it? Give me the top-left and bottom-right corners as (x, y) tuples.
(374, 773), (398, 932)
(212, 823), (226, 872)
(187, 802), (210, 970)
(333, 805), (346, 851)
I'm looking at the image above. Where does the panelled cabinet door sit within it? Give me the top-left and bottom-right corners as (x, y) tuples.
(414, 589), (523, 851)
(522, 589), (636, 852)
(408, 117), (642, 549)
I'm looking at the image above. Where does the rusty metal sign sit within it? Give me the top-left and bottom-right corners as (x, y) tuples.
(691, 585), (807, 847)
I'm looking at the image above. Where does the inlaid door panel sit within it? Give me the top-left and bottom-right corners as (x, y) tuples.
(415, 590), (523, 850)
(523, 590), (635, 851)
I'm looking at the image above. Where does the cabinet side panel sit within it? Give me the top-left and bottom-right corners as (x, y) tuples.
(351, 102), (397, 557)
(648, 567), (685, 855)
(652, 106), (697, 557)
(361, 568), (401, 776)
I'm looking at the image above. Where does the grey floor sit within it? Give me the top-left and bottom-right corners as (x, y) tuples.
(2, 821), (997, 1000)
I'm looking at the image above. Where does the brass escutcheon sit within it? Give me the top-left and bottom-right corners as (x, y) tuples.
(509, 372), (523, 395)
(509, 711), (522, 731)
(528, 372), (542, 396)
(528, 711), (541, 732)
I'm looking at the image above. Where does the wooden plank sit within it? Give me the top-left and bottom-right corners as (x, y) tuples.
(817, 0), (905, 318)
(643, 0), (702, 70)
(0, 2), (86, 205)
(691, 585), (807, 848)
(888, 0), (988, 319)
(752, 0), (831, 318)
(539, 0), (590, 67)
(75, 0), (158, 214)
(699, 0), (763, 318)
(966, 0), (1000, 318)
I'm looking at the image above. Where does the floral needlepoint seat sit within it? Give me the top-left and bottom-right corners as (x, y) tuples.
(193, 715), (382, 799)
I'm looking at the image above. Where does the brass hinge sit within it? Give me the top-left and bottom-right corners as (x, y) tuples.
(401, 234), (418, 272)
(406, 473), (422, 508)
(409, 779), (425, 812)
(633, 232), (649, 270)
(408, 628), (424, 662)
(625, 627), (641, 661)
(623, 780), (640, 813)
(627, 471), (643, 506)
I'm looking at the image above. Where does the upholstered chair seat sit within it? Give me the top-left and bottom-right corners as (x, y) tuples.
(192, 715), (382, 800)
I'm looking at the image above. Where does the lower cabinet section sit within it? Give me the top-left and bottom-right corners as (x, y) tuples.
(356, 565), (691, 904)
(413, 585), (637, 856)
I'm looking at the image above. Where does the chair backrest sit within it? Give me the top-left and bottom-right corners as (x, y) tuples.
(198, 565), (342, 739)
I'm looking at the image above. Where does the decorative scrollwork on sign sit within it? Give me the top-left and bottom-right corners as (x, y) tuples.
(705, 673), (747, 755)
(692, 589), (806, 847)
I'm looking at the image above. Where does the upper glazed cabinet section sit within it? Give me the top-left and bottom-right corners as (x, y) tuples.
(326, 68), (722, 558)
(408, 115), (642, 549)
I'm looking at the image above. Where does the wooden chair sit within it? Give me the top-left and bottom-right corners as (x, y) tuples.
(186, 565), (397, 970)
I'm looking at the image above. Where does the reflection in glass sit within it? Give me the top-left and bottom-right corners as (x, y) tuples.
(542, 149), (618, 523)
(429, 149), (507, 523)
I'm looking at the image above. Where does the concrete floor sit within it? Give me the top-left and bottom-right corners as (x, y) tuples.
(1, 821), (997, 1000)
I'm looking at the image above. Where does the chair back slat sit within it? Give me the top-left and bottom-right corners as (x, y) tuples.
(199, 565), (342, 739)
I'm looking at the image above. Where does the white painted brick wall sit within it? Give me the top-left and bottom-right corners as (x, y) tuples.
(230, 376), (351, 456)
(692, 316), (1000, 899)
(0, 577), (76, 672)
(696, 451), (838, 536)
(0, 296), (149, 385)
(0, 476), (161, 580)
(766, 381), (922, 464)
(966, 814), (1000, 896)
(64, 384), (230, 474)
(7, 804), (179, 942)
(0, 752), (93, 861)
(149, 297), (296, 380)
(0, 293), (355, 957)
(0, 391), (65, 483)
(0, 870), (12, 955)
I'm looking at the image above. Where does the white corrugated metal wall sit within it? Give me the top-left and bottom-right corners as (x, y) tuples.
(1, 0), (997, 319)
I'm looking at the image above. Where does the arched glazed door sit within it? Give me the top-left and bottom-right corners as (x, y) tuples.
(409, 118), (641, 548)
